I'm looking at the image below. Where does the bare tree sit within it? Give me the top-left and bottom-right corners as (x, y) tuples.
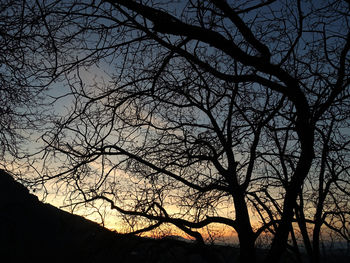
(297, 115), (350, 263)
(0, 0), (61, 164)
(249, 109), (350, 262)
(4, 1), (349, 263)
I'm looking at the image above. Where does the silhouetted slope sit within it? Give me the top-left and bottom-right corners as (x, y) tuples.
(0, 169), (234, 263)
(0, 169), (132, 262)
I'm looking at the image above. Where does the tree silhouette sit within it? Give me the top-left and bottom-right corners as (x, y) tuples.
(5, 1), (350, 263)
(0, 0), (58, 163)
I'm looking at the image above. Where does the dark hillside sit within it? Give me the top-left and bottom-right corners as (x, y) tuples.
(0, 169), (129, 262)
(0, 169), (234, 263)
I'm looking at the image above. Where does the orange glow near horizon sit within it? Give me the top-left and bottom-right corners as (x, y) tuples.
(38, 188), (240, 244)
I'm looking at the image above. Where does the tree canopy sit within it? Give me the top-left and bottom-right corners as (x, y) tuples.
(1, 1), (350, 263)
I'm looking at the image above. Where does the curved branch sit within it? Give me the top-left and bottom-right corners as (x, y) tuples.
(90, 194), (237, 236)
(209, 0), (271, 60)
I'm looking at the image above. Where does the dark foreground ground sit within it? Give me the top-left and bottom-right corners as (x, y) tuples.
(0, 169), (349, 263)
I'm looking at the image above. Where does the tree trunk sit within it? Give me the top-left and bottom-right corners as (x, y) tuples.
(264, 105), (314, 263)
(312, 225), (321, 263)
(295, 200), (313, 262)
(264, 155), (314, 263)
(264, 191), (295, 263)
(233, 191), (256, 263)
(237, 231), (256, 263)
